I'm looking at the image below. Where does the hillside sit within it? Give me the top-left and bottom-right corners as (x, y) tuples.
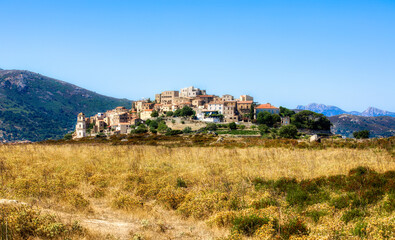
(0, 69), (132, 142)
(297, 103), (395, 117)
(329, 114), (395, 137)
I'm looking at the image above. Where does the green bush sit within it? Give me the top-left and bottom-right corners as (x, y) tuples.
(305, 210), (327, 223)
(183, 127), (192, 133)
(228, 122), (237, 130)
(232, 214), (270, 236)
(341, 209), (366, 223)
(176, 177), (187, 188)
(279, 125), (298, 139)
(353, 130), (370, 139)
(280, 218), (309, 239)
(251, 198), (279, 209)
(352, 221), (368, 238)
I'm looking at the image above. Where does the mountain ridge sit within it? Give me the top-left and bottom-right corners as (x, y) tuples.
(0, 69), (132, 142)
(297, 103), (395, 117)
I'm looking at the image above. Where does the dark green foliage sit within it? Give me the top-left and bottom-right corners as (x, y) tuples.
(173, 106), (195, 117)
(150, 110), (159, 117)
(305, 210), (327, 223)
(258, 124), (269, 135)
(176, 177), (187, 188)
(280, 218), (309, 239)
(279, 106), (295, 117)
(228, 122), (237, 130)
(341, 209), (366, 223)
(134, 125), (148, 134)
(291, 110), (331, 130)
(166, 111), (173, 117)
(206, 123), (217, 131)
(256, 112), (281, 127)
(165, 129), (183, 136)
(63, 133), (73, 140)
(183, 127), (192, 133)
(279, 125), (298, 139)
(353, 130), (370, 139)
(330, 196), (350, 209)
(232, 214), (270, 236)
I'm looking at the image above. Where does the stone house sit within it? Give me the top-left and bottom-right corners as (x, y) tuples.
(256, 103), (280, 115)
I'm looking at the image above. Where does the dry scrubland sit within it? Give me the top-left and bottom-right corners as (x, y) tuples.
(0, 142), (395, 239)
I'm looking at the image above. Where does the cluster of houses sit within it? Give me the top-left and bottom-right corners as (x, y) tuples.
(73, 86), (281, 139)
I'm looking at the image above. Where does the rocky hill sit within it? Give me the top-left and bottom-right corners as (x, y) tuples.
(297, 103), (395, 117)
(329, 114), (395, 138)
(0, 69), (132, 142)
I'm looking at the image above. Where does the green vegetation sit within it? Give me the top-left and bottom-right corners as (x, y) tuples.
(354, 130), (370, 139)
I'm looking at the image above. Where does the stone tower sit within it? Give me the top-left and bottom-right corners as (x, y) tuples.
(75, 112), (86, 138)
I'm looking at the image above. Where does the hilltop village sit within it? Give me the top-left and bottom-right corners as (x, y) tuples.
(73, 86), (290, 138)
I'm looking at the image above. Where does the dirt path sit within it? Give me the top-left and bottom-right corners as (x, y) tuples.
(1, 198), (224, 239)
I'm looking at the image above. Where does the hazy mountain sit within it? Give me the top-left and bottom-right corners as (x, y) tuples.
(329, 114), (395, 138)
(0, 69), (132, 142)
(297, 103), (395, 117)
(361, 107), (395, 117)
(296, 103), (347, 116)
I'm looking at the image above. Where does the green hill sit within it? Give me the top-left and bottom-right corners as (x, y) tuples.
(0, 69), (132, 142)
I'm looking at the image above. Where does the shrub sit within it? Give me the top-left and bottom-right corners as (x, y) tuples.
(251, 198), (279, 209)
(382, 193), (395, 213)
(206, 123), (217, 131)
(165, 129), (183, 136)
(232, 214), (270, 236)
(166, 111), (173, 117)
(305, 210), (327, 223)
(353, 130), (370, 139)
(279, 125), (298, 139)
(176, 177), (187, 188)
(112, 194), (143, 210)
(183, 127), (192, 133)
(67, 191), (90, 210)
(352, 221), (368, 238)
(228, 122), (237, 130)
(280, 218), (309, 239)
(341, 209), (366, 223)
(286, 188), (310, 206)
(0, 205), (85, 239)
(330, 195), (350, 209)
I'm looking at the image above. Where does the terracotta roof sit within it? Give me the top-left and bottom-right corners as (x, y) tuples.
(144, 109), (154, 111)
(238, 101), (253, 104)
(256, 103), (278, 109)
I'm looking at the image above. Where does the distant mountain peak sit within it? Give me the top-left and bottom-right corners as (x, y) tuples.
(297, 103), (395, 118)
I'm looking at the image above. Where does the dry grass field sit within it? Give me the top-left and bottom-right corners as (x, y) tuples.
(0, 141), (394, 239)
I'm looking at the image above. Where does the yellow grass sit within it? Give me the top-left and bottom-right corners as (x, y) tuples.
(0, 144), (394, 239)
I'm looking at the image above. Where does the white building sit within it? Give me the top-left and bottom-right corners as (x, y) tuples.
(207, 102), (224, 114)
(74, 113), (86, 139)
(180, 86), (206, 98)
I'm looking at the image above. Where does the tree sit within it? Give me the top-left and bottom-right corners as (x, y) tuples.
(279, 106), (295, 117)
(157, 122), (168, 133)
(206, 123), (217, 131)
(180, 106), (195, 117)
(249, 104), (255, 120)
(258, 124), (269, 135)
(166, 111), (174, 117)
(353, 130), (370, 139)
(151, 110), (159, 117)
(256, 112), (281, 127)
(291, 110), (331, 130)
(228, 122), (237, 130)
(279, 125), (298, 139)
(183, 126), (192, 133)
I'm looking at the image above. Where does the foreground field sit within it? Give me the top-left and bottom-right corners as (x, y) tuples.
(0, 143), (394, 239)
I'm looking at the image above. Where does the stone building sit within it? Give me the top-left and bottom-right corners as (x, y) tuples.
(180, 86), (206, 98)
(239, 95), (253, 102)
(74, 113), (86, 139)
(256, 103), (280, 115)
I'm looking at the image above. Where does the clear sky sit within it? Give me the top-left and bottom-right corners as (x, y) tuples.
(1, 0), (394, 112)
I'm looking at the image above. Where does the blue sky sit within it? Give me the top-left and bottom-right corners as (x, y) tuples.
(1, 0), (394, 111)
